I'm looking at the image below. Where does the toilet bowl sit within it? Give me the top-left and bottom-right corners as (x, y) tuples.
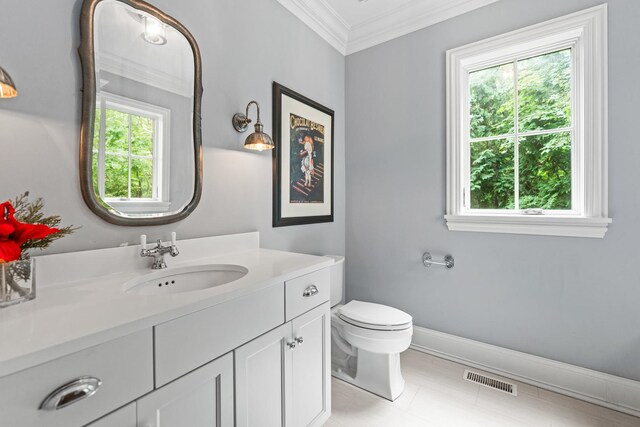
(326, 256), (413, 401)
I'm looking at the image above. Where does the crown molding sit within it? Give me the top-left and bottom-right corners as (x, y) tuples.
(347, 0), (500, 55)
(275, 0), (500, 56)
(275, 0), (350, 55)
(97, 52), (193, 98)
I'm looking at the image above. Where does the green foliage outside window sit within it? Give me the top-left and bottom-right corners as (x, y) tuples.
(470, 63), (514, 139)
(469, 49), (572, 210)
(470, 139), (514, 209)
(93, 106), (155, 200)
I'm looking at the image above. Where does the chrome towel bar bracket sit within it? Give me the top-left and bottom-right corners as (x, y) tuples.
(422, 252), (454, 269)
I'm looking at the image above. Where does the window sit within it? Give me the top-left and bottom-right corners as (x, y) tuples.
(93, 92), (171, 213)
(445, 5), (610, 238)
(468, 49), (573, 212)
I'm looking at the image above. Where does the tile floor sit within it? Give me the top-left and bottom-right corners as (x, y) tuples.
(325, 349), (640, 427)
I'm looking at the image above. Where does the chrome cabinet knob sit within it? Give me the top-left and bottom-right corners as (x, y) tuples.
(295, 337), (304, 345)
(287, 341), (296, 350)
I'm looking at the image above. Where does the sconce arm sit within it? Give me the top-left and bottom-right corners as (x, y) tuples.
(233, 100), (262, 132)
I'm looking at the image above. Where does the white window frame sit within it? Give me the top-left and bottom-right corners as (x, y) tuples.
(445, 5), (610, 238)
(95, 91), (171, 214)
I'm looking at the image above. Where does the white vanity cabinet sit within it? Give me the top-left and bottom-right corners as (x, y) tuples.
(235, 268), (331, 427)
(1, 255), (332, 427)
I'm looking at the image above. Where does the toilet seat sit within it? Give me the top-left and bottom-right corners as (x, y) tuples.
(338, 300), (412, 331)
(339, 315), (412, 331)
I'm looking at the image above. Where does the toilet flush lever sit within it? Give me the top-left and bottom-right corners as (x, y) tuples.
(303, 285), (319, 297)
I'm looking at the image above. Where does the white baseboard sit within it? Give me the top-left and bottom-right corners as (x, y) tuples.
(410, 326), (640, 417)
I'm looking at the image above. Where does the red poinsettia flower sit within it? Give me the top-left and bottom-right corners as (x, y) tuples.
(0, 201), (59, 263)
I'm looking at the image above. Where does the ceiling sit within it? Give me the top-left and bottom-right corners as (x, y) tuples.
(324, 0), (418, 28)
(276, 0), (500, 55)
(95, 0), (194, 97)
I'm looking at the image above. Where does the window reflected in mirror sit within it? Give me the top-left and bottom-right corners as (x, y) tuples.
(93, 93), (170, 213)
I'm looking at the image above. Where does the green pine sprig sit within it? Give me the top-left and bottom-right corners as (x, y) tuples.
(8, 191), (79, 260)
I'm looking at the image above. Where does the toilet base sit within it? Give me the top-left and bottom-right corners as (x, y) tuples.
(331, 348), (405, 401)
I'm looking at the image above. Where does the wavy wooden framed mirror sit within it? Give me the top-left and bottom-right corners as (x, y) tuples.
(79, 0), (202, 225)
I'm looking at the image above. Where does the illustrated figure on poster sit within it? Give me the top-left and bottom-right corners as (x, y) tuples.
(300, 135), (314, 187)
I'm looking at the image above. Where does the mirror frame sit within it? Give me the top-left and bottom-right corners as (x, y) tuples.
(78, 0), (203, 226)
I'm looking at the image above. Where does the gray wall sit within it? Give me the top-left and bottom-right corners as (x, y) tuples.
(345, 0), (640, 381)
(0, 0), (345, 256)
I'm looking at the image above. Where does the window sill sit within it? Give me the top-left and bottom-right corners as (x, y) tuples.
(107, 200), (171, 214)
(444, 214), (612, 238)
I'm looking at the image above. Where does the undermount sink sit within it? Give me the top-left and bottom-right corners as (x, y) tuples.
(123, 264), (248, 295)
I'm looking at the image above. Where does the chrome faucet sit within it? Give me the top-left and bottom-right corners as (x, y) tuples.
(140, 234), (179, 269)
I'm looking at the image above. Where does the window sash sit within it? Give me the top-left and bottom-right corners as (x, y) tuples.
(95, 93), (165, 202)
(462, 47), (579, 215)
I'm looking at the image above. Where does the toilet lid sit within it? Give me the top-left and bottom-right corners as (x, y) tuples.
(338, 300), (412, 330)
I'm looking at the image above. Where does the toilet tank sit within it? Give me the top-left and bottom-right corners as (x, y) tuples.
(325, 255), (345, 307)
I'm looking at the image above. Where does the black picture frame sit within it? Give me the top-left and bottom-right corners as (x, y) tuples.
(273, 82), (335, 227)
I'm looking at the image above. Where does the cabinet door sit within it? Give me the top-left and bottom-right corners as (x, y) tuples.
(137, 352), (234, 427)
(234, 323), (292, 427)
(291, 302), (331, 427)
(84, 403), (135, 427)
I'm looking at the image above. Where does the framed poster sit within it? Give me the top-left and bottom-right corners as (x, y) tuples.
(272, 82), (334, 227)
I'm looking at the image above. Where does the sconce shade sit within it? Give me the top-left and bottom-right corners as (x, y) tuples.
(244, 125), (274, 151)
(0, 67), (17, 98)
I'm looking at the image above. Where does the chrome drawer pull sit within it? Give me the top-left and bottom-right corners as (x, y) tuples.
(303, 285), (319, 297)
(40, 376), (102, 411)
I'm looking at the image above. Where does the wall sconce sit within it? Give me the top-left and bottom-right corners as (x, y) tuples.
(142, 16), (167, 45)
(0, 67), (17, 98)
(232, 101), (274, 151)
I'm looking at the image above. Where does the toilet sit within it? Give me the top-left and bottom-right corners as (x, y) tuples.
(327, 255), (413, 401)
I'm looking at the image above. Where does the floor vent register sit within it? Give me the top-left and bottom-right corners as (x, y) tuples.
(464, 369), (518, 396)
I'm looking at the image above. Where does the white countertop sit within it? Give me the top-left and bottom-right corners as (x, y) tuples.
(0, 241), (334, 378)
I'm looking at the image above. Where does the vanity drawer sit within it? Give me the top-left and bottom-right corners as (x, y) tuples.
(285, 268), (330, 321)
(0, 329), (153, 427)
(154, 283), (284, 387)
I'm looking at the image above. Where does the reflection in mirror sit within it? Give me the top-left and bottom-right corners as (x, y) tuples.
(79, 0), (202, 225)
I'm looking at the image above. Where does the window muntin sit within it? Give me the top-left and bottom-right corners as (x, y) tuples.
(466, 49), (574, 214)
(93, 93), (166, 203)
